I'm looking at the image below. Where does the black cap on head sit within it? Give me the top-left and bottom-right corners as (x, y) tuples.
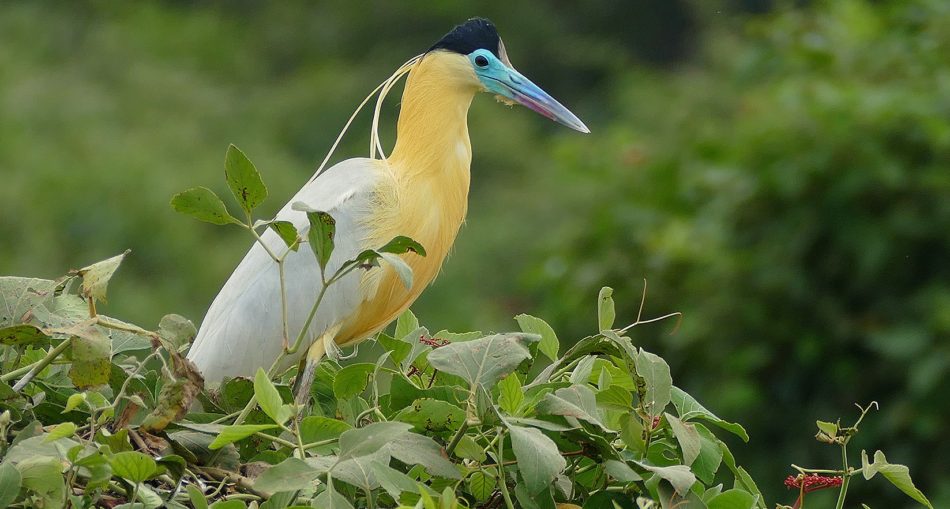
(429, 18), (500, 57)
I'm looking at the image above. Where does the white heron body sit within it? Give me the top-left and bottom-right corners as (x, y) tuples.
(185, 19), (587, 388)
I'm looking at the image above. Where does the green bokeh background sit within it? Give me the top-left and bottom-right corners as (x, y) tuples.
(1, 1), (947, 507)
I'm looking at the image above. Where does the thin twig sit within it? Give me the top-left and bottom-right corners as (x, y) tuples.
(11, 339), (71, 392)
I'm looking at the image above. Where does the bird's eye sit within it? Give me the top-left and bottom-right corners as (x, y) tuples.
(474, 55), (489, 68)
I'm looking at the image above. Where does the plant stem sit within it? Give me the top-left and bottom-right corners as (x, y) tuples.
(496, 429), (515, 509)
(11, 339), (71, 392)
(834, 443), (850, 509)
(0, 361), (35, 382)
(445, 421), (470, 457)
(254, 432), (298, 450)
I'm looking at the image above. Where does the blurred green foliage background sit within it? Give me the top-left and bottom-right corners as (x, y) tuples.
(1, 1), (947, 506)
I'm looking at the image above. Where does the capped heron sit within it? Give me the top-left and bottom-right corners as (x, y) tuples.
(186, 18), (588, 401)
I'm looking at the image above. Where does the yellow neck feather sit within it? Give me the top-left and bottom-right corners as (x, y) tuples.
(339, 51), (479, 342)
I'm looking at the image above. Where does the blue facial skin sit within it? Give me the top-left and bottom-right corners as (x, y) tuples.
(468, 49), (590, 133)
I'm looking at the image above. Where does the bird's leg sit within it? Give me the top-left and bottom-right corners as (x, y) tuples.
(293, 332), (330, 407)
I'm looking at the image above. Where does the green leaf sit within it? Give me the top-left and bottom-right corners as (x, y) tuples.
(515, 314), (559, 360)
(619, 412), (646, 455)
(861, 450), (933, 508)
(666, 413), (701, 466)
(816, 420), (838, 437)
(224, 144), (267, 214)
(635, 349), (672, 417)
(109, 451), (158, 483)
(299, 416), (352, 453)
(78, 250), (130, 302)
(44, 422), (78, 442)
(312, 482), (354, 509)
(634, 461), (695, 497)
(507, 424), (566, 495)
(62, 320), (111, 389)
(707, 489), (756, 509)
(671, 386), (748, 442)
(294, 206), (335, 271)
(208, 424), (278, 450)
(0, 277), (57, 328)
(254, 368), (292, 425)
(497, 373), (524, 415)
(468, 470), (495, 502)
(536, 385), (607, 429)
(157, 314), (197, 352)
(379, 252), (415, 289)
(691, 424), (724, 485)
(570, 355), (596, 385)
(427, 332), (540, 389)
(333, 363), (375, 401)
(598, 287), (616, 331)
(389, 432), (461, 479)
(269, 221), (300, 251)
(0, 462), (22, 509)
(453, 435), (486, 462)
(209, 500), (247, 509)
(0, 324), (50, 346)
(186, 485), (208, 509)
(605, 459), (643, 482)
(63, 392), (87, 413)
(379, 235), (426, 256)
(394, 398), (465, 432)
(253, 458), (321, 493)
(371, 459), (419, 499)
(17, 456), (66, 507)
(171, 187), (240, 226)
(338, 421), (412, 460)
(395, 309), (420, 341)
(596, 384), (633, 411)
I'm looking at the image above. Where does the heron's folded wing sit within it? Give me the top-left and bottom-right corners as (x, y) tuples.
(187, 158), (385, 383)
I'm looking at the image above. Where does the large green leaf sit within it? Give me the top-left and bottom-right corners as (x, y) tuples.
(515, 314), (559, 360)
(635, 461), (695, 497)
(536, 384), (607, 430)
(17, 456), (66, 507)
(671, 386), (748, 442)
(337, 421), (412, 460)
(666, 413), (701, 466)
(427, 333), (539, 389)
(332, 363), (375, 401)
(0, 277), (57, 328)
(387, 432), (461, 479)
(497, 373), (524, 415)
(707, 489), (756, 509)
(507, 424), (566, 495)
(394, 398), (465, 432)
(224, 144), (267, 214)
(63, 320), (111, 389)
(634, 349), (672, 417)
(0, 462), (22, 508)
(0, 324), (50, 346)
(861, 450), (933, 508)
(299, 416), (352, 454)
(253, 458), (321, 493)
(109, 451), (158, 483)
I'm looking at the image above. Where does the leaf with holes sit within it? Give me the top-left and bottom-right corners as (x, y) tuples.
(224, 144), (267, 214)
(77, 250), (130, 302)
(171, 187), (240, 226)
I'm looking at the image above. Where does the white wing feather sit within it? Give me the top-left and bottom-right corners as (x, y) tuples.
(187, 158), (382, 383)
